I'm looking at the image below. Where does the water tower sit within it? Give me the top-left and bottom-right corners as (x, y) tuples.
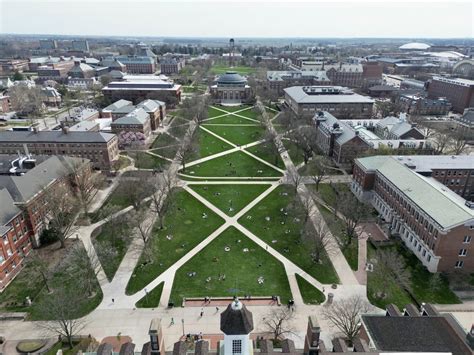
(229, 38), (235, 67)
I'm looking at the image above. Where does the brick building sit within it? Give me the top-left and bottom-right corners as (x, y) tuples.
(110, 107), (152, 138)
(0, 155), (89, 289)
(427, 76), (474, 113)
(397, 93), (451, 116)
(352, 155), (474, 272)
(284, 86), (374, 119)
(0, 130), (119, 170)
(266, 70), (331, 94)
(160, 56), (185, 75)
(0, 59), (30, 74)
(115, 56), (157, 74)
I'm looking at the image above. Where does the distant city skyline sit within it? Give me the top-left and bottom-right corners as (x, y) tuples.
(0, 0), (472, 39)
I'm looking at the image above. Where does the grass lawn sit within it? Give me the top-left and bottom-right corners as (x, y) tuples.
(310, 183), (350, 207)
(188, 128), (233, 161)
(239, 185), (339, 284)
(204, 115), (256, 125)
(182, 151), (282, 178)
(0, 242), (102, 320)
(367, 243), (461, 309)
(282, 139), (305, 166)
(210, 65), (255, 75)
(128, 152), (170, 170)
(208, 106), (228, 118)
(245, 142), (286, 170)
(149, 145), (180, 160)
(135, 282), (164, 308)
(212, 105), (252, 113)
(92, 221), (130, 281)
(204, 125), (265, 146)
(235, 108), (260, 120)
(367, 243), (412, 309)
(317, 205), (358, 271)
(169, 226), (292, 304)
(151, 133), (178, 149)
(296, 274), (325, 304)
(115, 155), (132, 170)
(189, 184), (271, 216)
(126, 189), (225, 294)
(299, 160), (344, 176)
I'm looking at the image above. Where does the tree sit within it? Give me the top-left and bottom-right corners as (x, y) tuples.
(288, 125), (318, 165)
(287, 169), (304, 193)
(67, 159), (105, 218)
(149, 170), (175, 229)
(8, 85), (45, 118)
(302, 217), (333, 264)
(67, 244), (102, 297)
(321, 295), (372, 345)
(99, 74), (112, 86)
(11, 70), (25, 81)
(176, 130), (198, 172)
(262, 307), (296, 340)
(119, 176), (152, 210)
(372, 249), (411, 299)
(38, 288), (87, 349)
(449, 128), (468, 155)
(42, 183), (80, 249)
(26, 250), (54, 294)
(336, 190), (368, 246)
(263, 129), (285, 167)
(309, 157), (332, 191)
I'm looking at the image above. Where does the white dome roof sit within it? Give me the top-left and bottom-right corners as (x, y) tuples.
(399, 42), (431, 50)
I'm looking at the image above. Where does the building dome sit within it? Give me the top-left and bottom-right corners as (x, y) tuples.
(217, 71), (247, 85)
(220, 299), (254, 335)
(399, 42), (431, 50)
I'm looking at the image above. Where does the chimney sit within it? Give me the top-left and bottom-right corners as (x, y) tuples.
(32, 127), (38, 134)
(62, 126), (69, 134)
(194, 340), (209, 355)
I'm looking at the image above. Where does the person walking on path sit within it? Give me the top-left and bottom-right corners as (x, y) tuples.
(171, 318), (175, 325)
(215, 307), (219, 313)
(200, 308), (204, 317)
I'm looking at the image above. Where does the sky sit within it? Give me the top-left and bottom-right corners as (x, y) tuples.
(0, 0), (473, 38)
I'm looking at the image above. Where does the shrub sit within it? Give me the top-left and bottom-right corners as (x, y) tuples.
(39, 228), (59, 245)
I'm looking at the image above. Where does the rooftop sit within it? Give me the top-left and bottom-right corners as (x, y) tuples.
(0, 130), (116, 144)
(362, 315), (471, 355)
(112, 108), (149, 125)
(357, 156), (474, 229)
(284, 86), (374, 104)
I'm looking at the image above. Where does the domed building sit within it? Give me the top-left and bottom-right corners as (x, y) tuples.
(210, 71), (252, 104)
(399, 42), (431, 51)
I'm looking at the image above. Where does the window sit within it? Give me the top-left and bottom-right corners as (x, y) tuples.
(455, 260), (464, 268)
(427, 255), (431, 262)
(459, 249), (467, 256)
(464, 236), (472, 244)
(232, 340), (242, 354)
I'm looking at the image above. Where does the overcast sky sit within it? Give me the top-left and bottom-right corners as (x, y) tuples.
(0, 0), (472, 38)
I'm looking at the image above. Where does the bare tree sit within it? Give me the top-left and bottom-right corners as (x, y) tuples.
(321, 295), (372, 345)
(309, 157), (332, 191)
(263, 128), (285, 167)
(26, 250), (54, 294)
(449, 128), (468, 155)
(262, 307), (296, 341)
(67, 159), (105, 218)
(119, 176), (152, 210)
(287, 169), (304, 193)
(38, 288), (87, 349)
(176, 131), (198, 172)
(336, 190), (368, 246)
(372, 249), (411, 299)
(302, 217), (334, 264)
(67, 244), (102, 297)
(149, 170), (175, 229)
(298, 192), (315, 225)
(42, 183), (80, 249)
(288, 125), (318, 165)
(8, 85), (45, 119)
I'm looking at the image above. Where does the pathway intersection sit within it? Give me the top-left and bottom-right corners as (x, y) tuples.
(0, 104), (372, 350)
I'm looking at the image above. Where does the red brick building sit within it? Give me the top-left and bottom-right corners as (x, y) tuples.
(427, 76), (474, 113)
(352, 156), (474, 273)
(0, 155), (90, 289)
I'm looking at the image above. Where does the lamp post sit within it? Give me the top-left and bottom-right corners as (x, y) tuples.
(181, 318), (185, 337)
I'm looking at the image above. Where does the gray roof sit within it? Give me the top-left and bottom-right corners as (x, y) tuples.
(0, 156), (85, 204)
(68, 62), (94, 74)
(362, 315), (470, 355)
(112, 108), (149, 125)
(393, 155), (474, 173)
(0, 188), (20, 225)
(137, 99), (165, 112)
(217, 71), (247, 84)
(314, 111), (356, 145)
(116, 55), (155, 64)
(356, 156), (474, 229)
(284, 86), (374, 104)
(103, 99), (133, 112)
(220, 300), (254, 335)
(0, 131), (116, 144)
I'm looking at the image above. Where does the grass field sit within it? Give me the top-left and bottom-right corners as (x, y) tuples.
(281, 139), (305, 166)
(182, 151), (282, 178)
(296, 274), (325, 304)
(203, 125), (265, 146)
(128, 152), (170, 170)
(126, 189), (225, 294)
(245, 142), (286, 170)
(189, 184), (271, 216)
(135, 282), (164, 308)
(239, 185), (339, 284)
(188, 128), (234, 161)
(169, 226), (293, 305)
(151, 133), (178, 149)
(204, 115), (256, 125)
